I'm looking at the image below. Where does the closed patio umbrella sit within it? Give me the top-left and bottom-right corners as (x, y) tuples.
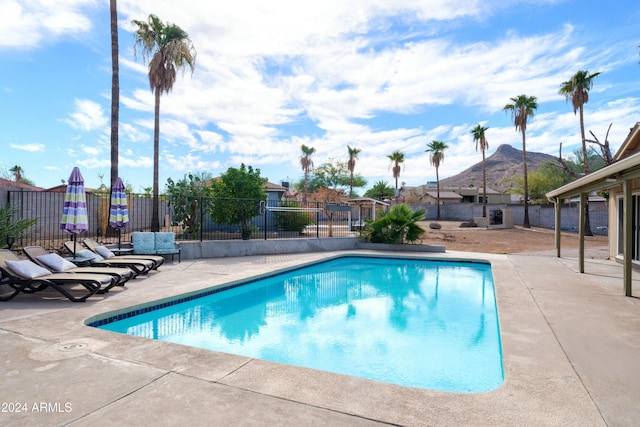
(109, 177), (129, 249)
(60, 167), (89, 258)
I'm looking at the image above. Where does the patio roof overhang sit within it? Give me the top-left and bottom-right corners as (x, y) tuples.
(546, 149), (640, 201)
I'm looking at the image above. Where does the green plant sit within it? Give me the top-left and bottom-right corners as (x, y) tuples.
(209, 164), (267, 238)
(361, 204), (426, 244)
(0, 204), (38, 248)
(241, 225), (259, 240)
(276, 200), (315, 233)
(166, 173), (214, 238)
(364, 180), (394, 200)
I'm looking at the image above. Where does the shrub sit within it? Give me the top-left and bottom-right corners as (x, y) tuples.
(361, 204), (426, 244)
(0, 204), (38, 248)
(276, 201), (315, 233)
(166, 173), (214, 238)
(209, 164), (266, 238)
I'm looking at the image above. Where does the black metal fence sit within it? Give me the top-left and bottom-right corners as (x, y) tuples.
(6, 191), (378, 251)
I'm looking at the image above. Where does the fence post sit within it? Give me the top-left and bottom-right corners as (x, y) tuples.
(199, 196), (204, 242)
(264, 202), (267, 240)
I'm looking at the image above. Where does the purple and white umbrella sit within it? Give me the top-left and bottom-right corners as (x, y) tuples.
(108, 177), (129, 249)
(60, 167), (89, 257)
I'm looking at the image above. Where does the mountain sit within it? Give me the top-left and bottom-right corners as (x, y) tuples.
(439, 144), (558, 192)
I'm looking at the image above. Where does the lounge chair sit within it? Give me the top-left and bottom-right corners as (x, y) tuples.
(24, 246), (133, 286)
(0, 249), (112, 302)
(152, 232), (181, 263)
(82, 238), (164, 269)
(64, 241), (154, 276)
(131, 232), (180, 263)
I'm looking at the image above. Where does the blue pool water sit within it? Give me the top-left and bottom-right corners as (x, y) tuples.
(94, 256), (504, 393)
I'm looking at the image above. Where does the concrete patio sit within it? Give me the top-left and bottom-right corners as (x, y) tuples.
(1, 249), (639, 426)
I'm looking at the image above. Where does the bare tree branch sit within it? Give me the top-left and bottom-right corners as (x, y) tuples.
(556, 142), (580, 178)
(585, 123), (613, 165)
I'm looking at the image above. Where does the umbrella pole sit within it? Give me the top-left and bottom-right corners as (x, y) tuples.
(73, 234), (77, 259)
(118, 228), (122, 250)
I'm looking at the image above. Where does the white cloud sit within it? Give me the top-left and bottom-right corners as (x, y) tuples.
(120, 123), (150, 144)
(164, 152), (222, 174)
(0, 0), (97, 48)
(120, 153), (152, 169)
(10, 143), (45, 152)
(64, 99), (108, 131)
(82, 144), (103, 156)
(7, 0), (636, 190)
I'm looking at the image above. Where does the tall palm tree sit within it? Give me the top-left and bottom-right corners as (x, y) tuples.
(425, 140), (449, 220)
(9, 165), (23, 182)
(109, 0), (119, 189)
(347, 145), (361, 198)
(387, 150), (405, 199)
(471, 124), (489, 218)
(300, 144), (315, 200)
(559, 70), (600, 236)
(504, 94), (538, 228)
(133, 14), (196, 232)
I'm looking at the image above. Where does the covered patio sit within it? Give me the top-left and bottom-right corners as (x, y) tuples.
(547, 122), (640, 296)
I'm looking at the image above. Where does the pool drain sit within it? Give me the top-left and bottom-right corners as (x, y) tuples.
(29, 338), (107, 362)
(60, 343), (87, 351)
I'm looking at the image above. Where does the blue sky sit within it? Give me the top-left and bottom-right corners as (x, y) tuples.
(1, 0), (639, 193)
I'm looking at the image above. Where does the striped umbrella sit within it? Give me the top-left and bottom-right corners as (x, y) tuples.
(108, 177), (129, 249)
(60, 167), (89, 257)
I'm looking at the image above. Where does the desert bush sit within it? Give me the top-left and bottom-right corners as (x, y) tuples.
(276, 201), (315, 233)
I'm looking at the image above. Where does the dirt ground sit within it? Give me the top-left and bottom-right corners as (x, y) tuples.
(419, 221), (609, 255)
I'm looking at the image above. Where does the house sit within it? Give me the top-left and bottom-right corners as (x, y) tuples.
(0, 179), (45, 210)
(401, 185), (510, 205)
(450, 186), (511, 204)
(546, 122), (640, 296)
(0, 178), (44, 191)
(420, 190), (463, 205)
(402, 185), (461, 204)
(45, 184), (100, 193)
(265, 181), (288, 201)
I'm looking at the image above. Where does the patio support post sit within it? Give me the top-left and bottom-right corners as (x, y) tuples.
(554, 198), (561, 258)
(578, 193), (585, 273)
(623, 178), (633, 296)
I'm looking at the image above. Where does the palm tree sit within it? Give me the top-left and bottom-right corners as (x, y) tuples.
(133, 14), (196, 232)
(504, 95), (538, 228)
(471, 124), (489, 218)
(300, 144), (315, 200)
(109, 0), (119, 189)
(387, 150), (405, 199)
(347, 145), (361, 198)
(425, 140), (449, 220)
(364, 180), (394, 201)
(559, 70), (601, 236)
(9, 165), (23, 182)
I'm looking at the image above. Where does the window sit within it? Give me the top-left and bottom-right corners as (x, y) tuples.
(461, 195), (474, 203)
(617, 195), (640, 261)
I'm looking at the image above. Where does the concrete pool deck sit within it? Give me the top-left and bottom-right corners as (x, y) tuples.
(1, 249), (639, 426)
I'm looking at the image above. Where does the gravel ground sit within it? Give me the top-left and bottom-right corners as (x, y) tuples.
(419, 220), (609, 258)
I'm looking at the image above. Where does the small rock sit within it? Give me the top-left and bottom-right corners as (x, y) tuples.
(429, 222), (441, 230)
(460, 220), (477, 228)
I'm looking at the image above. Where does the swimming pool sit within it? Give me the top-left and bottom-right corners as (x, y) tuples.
(92, 255), (504, 393)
